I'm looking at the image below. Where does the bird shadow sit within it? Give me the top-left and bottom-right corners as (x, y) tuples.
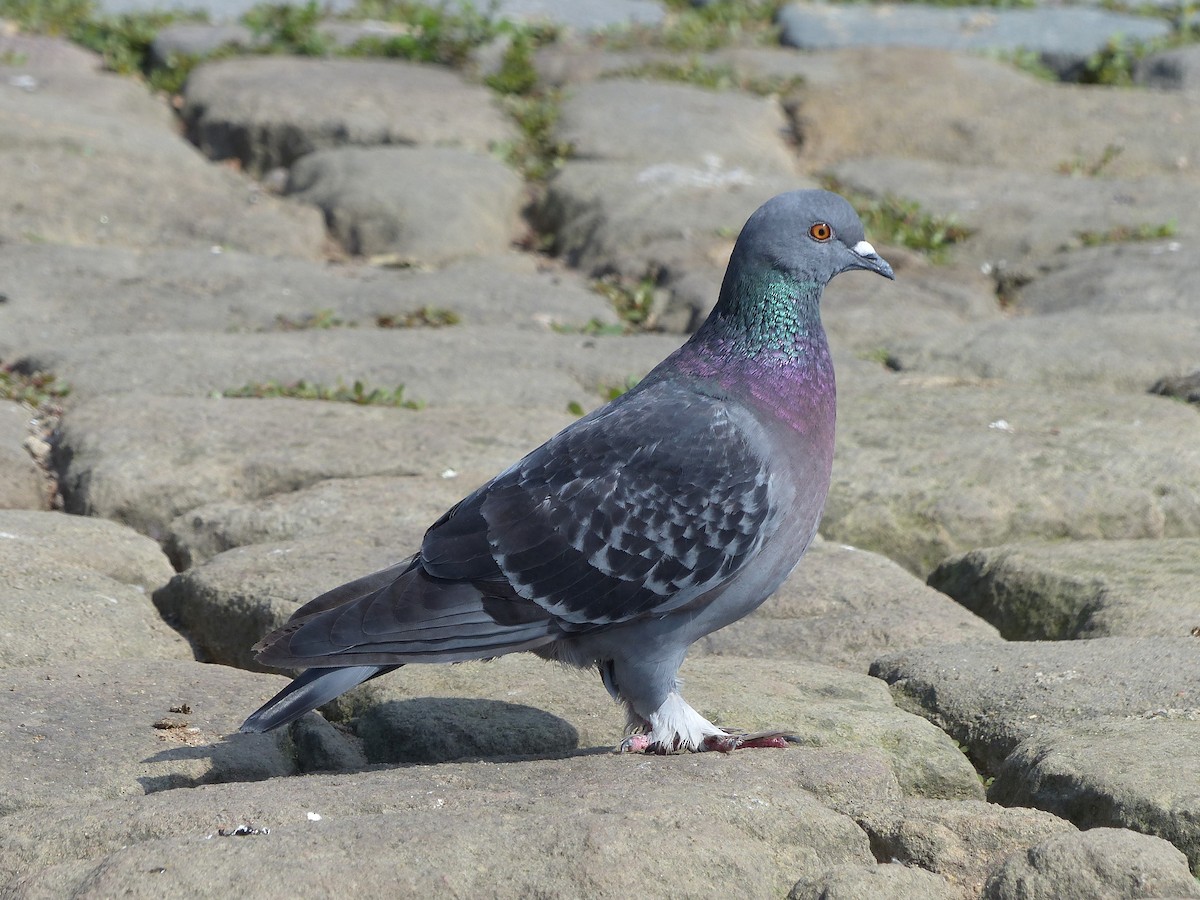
(138, 697), (607, 792)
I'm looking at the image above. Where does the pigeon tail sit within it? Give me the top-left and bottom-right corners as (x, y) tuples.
(240, 664), (397, 733)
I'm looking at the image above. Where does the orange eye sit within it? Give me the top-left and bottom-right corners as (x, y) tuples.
(809, 222), (833, 241)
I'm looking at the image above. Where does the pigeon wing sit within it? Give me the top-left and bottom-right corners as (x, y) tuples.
(421, 382), (776, 630)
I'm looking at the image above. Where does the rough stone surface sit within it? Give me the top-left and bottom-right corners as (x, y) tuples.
(52, 394), (577, 538)
(1153, 370), (1200, 405)
(827, 380), (1200, 574)
(885, 310), (1200, 394)
(789, 862), (959, 900)
(182, 57), (514, 176)
(149, 23), (256, 66)
(0, 48), (324, 256)
(1013, 242), (1198, 317)
(990, 720), (1200, 873)
(696, 541), (1002, 670)
(928, 539), (1200, 640)
(827, 158), (1200, 271)
(777, 4), (1170, 77)
(154, 532), (422, 671)
(24, 326), (681, 407)
(0, 659), (305, 816)
(842, 799), (1076, 898)
(452, 0), (665, 30)
(1136, 44), (1200, 91)
(0, 243), (618, 356)
(786, 48), (1200, 181)
(871, 638), (1200, 775)
(980, 828), (1200, 899)
(558, 79), (797, 173)
(286, 145), (525, 261)
(0, 753), (874, 895)
(0, 511), (192, 667)
(163, 474), (459, 568)
(0, 402), (43, 510)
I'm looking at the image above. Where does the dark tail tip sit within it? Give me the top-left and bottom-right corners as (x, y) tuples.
(240, 665), (394, 733)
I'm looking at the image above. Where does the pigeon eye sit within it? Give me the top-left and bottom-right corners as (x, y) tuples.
(809, 222), (833, 242)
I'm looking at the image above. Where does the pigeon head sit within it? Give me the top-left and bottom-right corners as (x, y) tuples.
(730, 189), (894, 285)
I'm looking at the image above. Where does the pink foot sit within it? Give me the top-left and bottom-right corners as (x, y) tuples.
(701, 731), (797, 753)
(618, 734), (653, 753)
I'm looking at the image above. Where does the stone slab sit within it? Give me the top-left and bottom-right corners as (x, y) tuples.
(826, 379), (1200, 574)
(182, 57), (514, 176)
(928, 539), (1200, 640)
(286, 145), (524, 261)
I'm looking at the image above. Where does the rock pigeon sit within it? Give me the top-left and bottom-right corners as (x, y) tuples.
(241, 189), (894, 752)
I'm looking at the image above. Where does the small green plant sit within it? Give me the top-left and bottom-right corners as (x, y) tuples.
(243, 0), (330, 55)
(274, 308), (350, 330)
(1057, 143), (1124, 177)
(567, 374), (640, 416)
(0, 0), (93, 35)
(607, 0), (782, 53)
(858, 348), (901, 370)
(995, 48), (1058, 81)
(0, 365), (71, 408)
(375, 306), (461, 328)
(823, 178), (972, 263)
(496, 91), (573, 181)
(601, 374), (641, 401)
(484, 31), (539, 95)
(1080, 36), (1141, 86)
(71, 9), (202, 76)
(606, 58), (802, 95)
(222, 378), (424, 408)
(344, 0), (515, 67)
(0, 50), (29, 65)
(592, 275), (661, 330)
(1076, 220), (1177, 246)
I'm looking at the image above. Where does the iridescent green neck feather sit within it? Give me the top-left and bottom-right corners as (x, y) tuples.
(699, 265), (825, 363)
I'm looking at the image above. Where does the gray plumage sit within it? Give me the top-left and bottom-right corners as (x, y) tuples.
(241, 190), (894, 752)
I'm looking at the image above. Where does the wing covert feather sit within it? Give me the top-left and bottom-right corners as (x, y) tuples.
(421, 384), (775, 628)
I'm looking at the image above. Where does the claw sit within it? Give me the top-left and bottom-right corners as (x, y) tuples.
(617, 734), (653, 753)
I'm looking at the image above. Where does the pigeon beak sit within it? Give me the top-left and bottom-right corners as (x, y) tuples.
(847, 240), (895, 280)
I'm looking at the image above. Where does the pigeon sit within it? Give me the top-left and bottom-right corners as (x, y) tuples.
(241, 189), (894, 753)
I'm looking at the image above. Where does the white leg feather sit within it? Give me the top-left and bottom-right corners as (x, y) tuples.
(620, 691), (726, 753)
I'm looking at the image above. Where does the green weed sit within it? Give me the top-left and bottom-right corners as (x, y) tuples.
(223, 378), (424, 407)
(484, 31), (540, 95)
(1079, 36), (1141, 86)
(243, 0), (330, 55)
(1057, 143), (1124, 176)
(273, 309), (350, 330)
(606, 58), (801, 95)
(567, 373), (640, 416)
(551, 318), (627, 337)
(1076, 220), (1177, 246)
(606, 0), (782, 52)
(496, 91), (573, 181)
(0, 0), (93, 35)
(0, 365), (71, 408)
(592, 275), (661, 330)
(375, 306), (461, 328)
(823, 178), (972, 263)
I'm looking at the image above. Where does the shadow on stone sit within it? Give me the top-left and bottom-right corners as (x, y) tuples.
(353, 697), (580, 765)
